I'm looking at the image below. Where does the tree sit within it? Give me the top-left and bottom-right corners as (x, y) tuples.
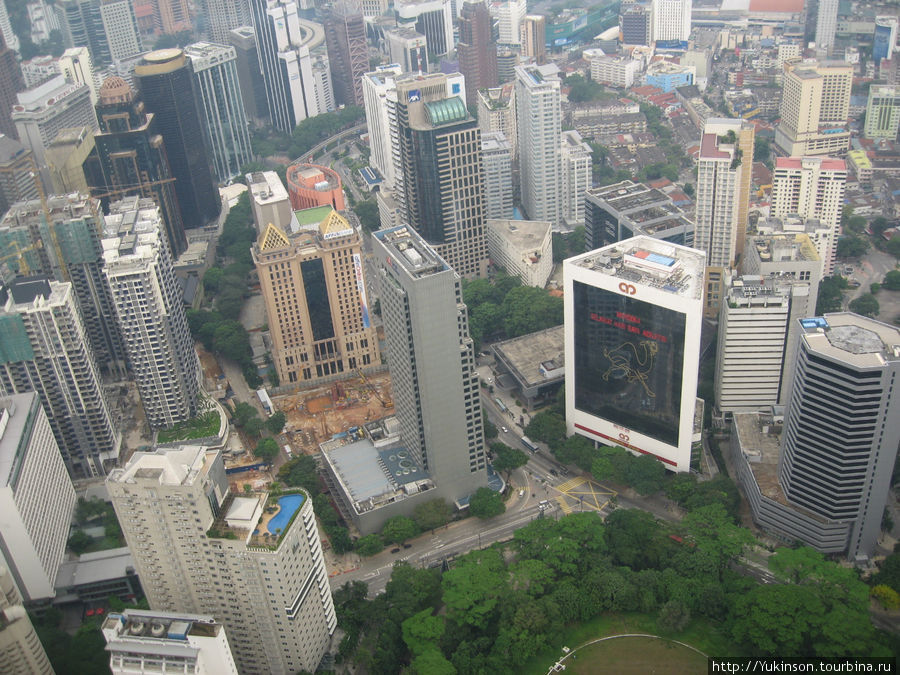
(382, 516), (419, 545)
(849, 293), (879, 317)
(353, 199), (380, 232)
(278, 455), (320, 494)
(681, 503), (753, 580)
(413, 499), (453, 532)
(266, 411), (286, 434)
(482, 409), (497, 440)
(888, 236), (900, 258)
(442, 548), (508, 629)
(244, 416), (265, 438)
(469, 487), (505, 519)
(68, 529), (93, 554)
(203, 266), (224, 294)
(836, 236), (869, 259)
(883, 270), (900, 291)
(502, 286), (563, 337)
(525, 411), (566, 448)
(254, 438), (279, 462)
(872, 585), (900, 610)
(753, 136), (771, 163)
(490, 442), (528, 477)
(356, 534), (384, 556)
(658, 599), (691, 632)
(231, 402), (258, 427)
(683, 182), (694, 197)
(731, 584), (825, 656)
(816, 276), (849, 314)
(604, 508), (665, 570)
(624, 453), (666, 495)
(402, 608), (445, 656)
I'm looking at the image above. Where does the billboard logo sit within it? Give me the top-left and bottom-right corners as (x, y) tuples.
(618, 282), (637, 295)
(408, 89), (421, 102)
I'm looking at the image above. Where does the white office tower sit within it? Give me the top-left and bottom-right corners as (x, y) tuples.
(384, 26), (428, 74)
(102, 609), (238, 675)
(28, 0), (61, 45)
(200, 0), (251, 45)
(394, 0), (455, 57)
(372, 226), (488, 502)
(102, 197), (200, 430)
(481, 132), (514, 220)
(184, 42), (253, 183)
(815, 0), (838, 55)
(247, 170), (292, 233)
(0, 566), (52, 675)
(652, 0), (691, 44)
(770, 156), (846, 276)
(565, 236), (705, 472)
(476, 84), (517, 161)
(107, 446), (336, 674)
(775, 61), (852, 157)
(779, 314), (900, 561)
(516, 63), (562, 226)
(58, 47), (98, 104)
(491, 0), (527, 46)
(249, 0), (333, 133)
(0, 278), (120, 478)
(864, 85), (900, 139)
(362, 64), (403, 188)
(98, 0), (142, 62)
(560, 129), (592, 229)
(0, 0), (19, 52)
(0, 392), (76, 602)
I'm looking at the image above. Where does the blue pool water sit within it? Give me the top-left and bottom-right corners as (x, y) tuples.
(267, 494), (305, 534)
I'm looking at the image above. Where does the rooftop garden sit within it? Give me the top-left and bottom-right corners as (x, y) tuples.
(157, 410), (220, 444)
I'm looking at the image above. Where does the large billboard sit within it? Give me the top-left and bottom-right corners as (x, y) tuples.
(572, 280), (686, 446)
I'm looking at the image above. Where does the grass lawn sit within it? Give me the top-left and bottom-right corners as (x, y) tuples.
(563, 635), (707, 674)
(157, 411), (220, 443)
(524, 613), (739, 674)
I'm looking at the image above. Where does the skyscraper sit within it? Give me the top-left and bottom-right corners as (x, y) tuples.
(480, 132), (513, 220)
(770, 156), (846, 276)
(372, 226), (488, 503)
(476, 84), (517, 161)
(324, 1), (367, 107)
(102, 197), (200, 430)
(396, 78), (489, 277)
(779, 313), (900, 560)
(521, 15), (546, 63)
(0, 33), (25, 140)
(0, 391), (76, 602)
(252, 209), (379, 385)
(0, 0), (19, 52)
(228, 26), (270, 126)
(91, 75), (186, 258)
(98, 0), (143, 61)
(395, 0), (455, 58)
(0, 277), (120, 477)
(560, 129), (592, 228)
(0, 565), (54, 675)
(621, 4), (651, 46)
(184, 42), (253, 183)
(516, 63), (562, 225)
(694, 118), (754, 316)
(564, 236), (706, 472)
(491, 0), (526, 46)
(362, 64), (402, 187)
(107, 446), (337, 673)
(59, 0), (142, 66)
(457, 0), (498, 105)
(199, 0), (250, 45)
(134, 49), (221, 233)
(863, 84), (900, 139)
(775, 60), (852, 157)
(814, 0), (838, 55)
(152, 0), (190, 34)
(58, 47), (99, 104)
(384, 27), (428, 74)
(0, 137), (39, 216)
(652, 0), (691, 44)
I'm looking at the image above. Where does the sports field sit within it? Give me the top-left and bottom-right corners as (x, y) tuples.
(563, 635), (707, 674)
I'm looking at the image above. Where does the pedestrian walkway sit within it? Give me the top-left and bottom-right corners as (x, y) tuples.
(554, 476), (617, 514)
(556, 476), (585, 492)
(556, 495), (572, 514)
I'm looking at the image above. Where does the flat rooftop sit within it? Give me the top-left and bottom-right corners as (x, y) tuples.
(571, 236), (705, 301)
(800, 313), (900, 367)
(748, 233), (820, 263)
(587, 181), (674, 216)
(373, 226), (447, 278)
(493, 325), (564, 389)
(487, 219), (550, 251)
(0, 393), (40, 487)
(55, 547), (134, 590)
(775, 156), (846, 172)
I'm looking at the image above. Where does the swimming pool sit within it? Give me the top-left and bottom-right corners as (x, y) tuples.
(267, 494), (305, 535)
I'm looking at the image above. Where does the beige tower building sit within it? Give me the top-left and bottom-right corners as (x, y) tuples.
(521, 15), (546, 64)
(107, 446), (337, 674)
(775, 60), (852, 157)
(253, 208), (380, 386)
(0, 566), (53, 675)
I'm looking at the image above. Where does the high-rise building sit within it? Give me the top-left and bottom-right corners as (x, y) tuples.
(228, 26), (269, 126)
(395, 0), (455, 57)
(59, 0), (142, 66)
(0, 277), (120, 477)
(98, 0), (143, 61)
(102, 609), (238, 674)
(694, 118), (754, 316)
(184, 43), (253, 183)
(874, 16), (898, 65)
(652, 0), (691, 44)
(521, 14), (546, 63)
(0, 137), (39, 217)
(249, 0), (334, 133)
(485, 217), (552, 287)
(0, 34), (25, 140)
(0, 1), (19, 52)
(481, 132), (513, 220)
(153, 0), (190, 34)
(362, 65), (402, 187)
(384, 27), (428, 74)
(324, 1), (367, 107)
(516, 63), (562, 225)
(1, 194), (128, 375)
(0, 565), (53, 674)
(496, 47), (519, 84)
(107, 446), (337, 674)
(134, 50), (221, 232)
(775, 60), (852, 157)
(58, 47), (99, 104)
(90, 76), (186, 258)
(621, 4), (651, 46)
(247, 170), (292, 233)
(396, 78), (489, 277)
(372, 226), (488, 502)
(12, 75), (98, 168)
(476, 84), (517, 161)
(457, 0), (498, 105)
(864, 84), (900, 139)
(101, 197), (200, 429)
(560, 129), (592, 228)
(199, 0), (250, 45)
(564, 236), (706, 472)
(814, 0), (838, 55)
(779, 313), (900, 560)
(0, 392), (76, 602)
(252, 209), (379, 385)
(491, 0), (526, 46)
(770, 156), (846, 276)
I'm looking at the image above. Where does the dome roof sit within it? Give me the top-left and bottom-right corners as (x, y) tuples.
(98, 76), (133, 105)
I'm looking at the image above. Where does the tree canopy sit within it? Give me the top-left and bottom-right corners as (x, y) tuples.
(469, 487), (506, 519)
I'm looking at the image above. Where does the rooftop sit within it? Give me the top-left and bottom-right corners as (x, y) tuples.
(373, 226), (448, 278)
(748, 233), (820, 263)
(487, 218), (551, 252)
(492, 325), (564, 389)
(800, 313), (900, 367)
(0, 134), (31, 164)
(55, 547), (135, 590)
(0, 393), (41, 488)
(102, 609), (223, 646)
(775, 156), (847, 172)
(247, 171), (288, 204)
(108, 445), (217, 488)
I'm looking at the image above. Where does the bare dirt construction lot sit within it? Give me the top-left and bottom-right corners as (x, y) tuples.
(273, 370), (394, 456)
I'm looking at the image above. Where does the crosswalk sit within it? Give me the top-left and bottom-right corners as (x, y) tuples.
(556, 496), (572, 514)
(552, 475), (617, 514)
(556, 476), (586, 492)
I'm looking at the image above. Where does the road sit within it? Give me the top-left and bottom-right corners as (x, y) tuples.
(847, 248), (896, 302)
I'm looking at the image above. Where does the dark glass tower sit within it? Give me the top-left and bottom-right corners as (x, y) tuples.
(324, 1), (368, 107)
(457, 0), (498, 106)
(134, 49), (221, 237)
(88, 75), (187, 257)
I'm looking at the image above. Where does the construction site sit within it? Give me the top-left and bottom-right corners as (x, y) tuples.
(273, 369), (395, 457)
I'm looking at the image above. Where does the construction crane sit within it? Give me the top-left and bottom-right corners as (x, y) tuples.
(88, 177), (177, 202)
(0, 239), (43, 276)
(30, 171), (68, 282)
